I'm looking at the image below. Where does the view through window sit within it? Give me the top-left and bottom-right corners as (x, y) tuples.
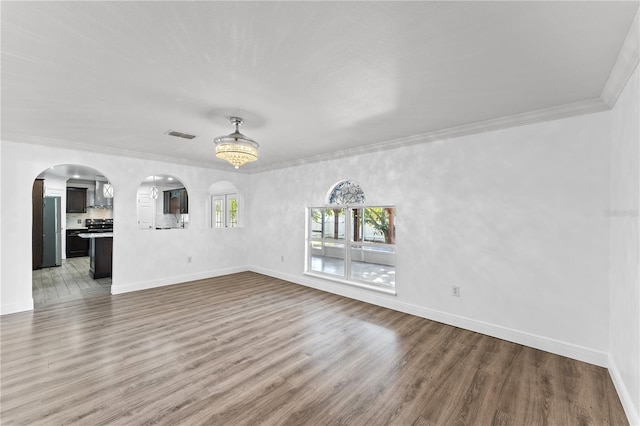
(307, 181), (395, 289)
(212, 193), (238, 228)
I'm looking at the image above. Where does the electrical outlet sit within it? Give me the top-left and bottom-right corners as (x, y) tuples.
(281, 255), (285, 262)
(187, 256), (192, 263)
(452, 286), (460, 297)
(77, 219), (82, 224)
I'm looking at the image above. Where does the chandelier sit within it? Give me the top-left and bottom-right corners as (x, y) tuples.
(214, 116), (259, 169)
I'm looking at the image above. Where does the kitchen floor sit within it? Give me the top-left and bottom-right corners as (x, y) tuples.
(32, 257), (111, 307)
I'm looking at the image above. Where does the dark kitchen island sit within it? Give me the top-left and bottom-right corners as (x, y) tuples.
(78, 233), (113, 278)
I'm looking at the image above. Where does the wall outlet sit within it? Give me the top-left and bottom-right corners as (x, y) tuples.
(77, 219), (82, 224)
(187, 256), (192, 264)
(281, 255), (285, 262)
(452, 286), (460, 297)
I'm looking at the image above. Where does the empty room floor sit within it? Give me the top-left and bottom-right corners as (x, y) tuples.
(2, 272), (627, 425)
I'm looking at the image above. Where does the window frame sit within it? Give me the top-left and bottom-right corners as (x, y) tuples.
(211, 193), (239, 229)
(305, 205), (396, 295)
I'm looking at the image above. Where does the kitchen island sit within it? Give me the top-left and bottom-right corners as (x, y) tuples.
(78, 233), (113, 278)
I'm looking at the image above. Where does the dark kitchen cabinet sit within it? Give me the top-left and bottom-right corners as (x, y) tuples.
(90, 237), (112, 279)
(66, 229), (89, 258)
(32, 179), (44, 270)
(163, 188), (188, 214)
(67, 187), (87, 213)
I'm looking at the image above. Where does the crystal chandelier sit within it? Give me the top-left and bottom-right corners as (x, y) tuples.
(214, 117), (259, 169)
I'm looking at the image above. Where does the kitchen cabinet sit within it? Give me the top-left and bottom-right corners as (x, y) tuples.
(163, 188), (188, 214)
(67, 187), (87, 213)
(32, 179), (44, 270)
(66, 229), (89, 258)
(89, 236), (112, 279)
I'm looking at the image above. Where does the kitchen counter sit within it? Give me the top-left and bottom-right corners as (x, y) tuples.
(78, 232), (113, 239)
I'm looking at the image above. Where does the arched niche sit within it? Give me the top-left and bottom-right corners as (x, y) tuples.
(137, 174), (189, 230)
(208, 180), (243, 228)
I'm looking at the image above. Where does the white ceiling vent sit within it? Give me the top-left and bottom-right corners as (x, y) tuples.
(165, 130), (196, 139)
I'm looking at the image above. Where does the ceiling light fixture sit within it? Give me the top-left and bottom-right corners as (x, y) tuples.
(150, 175), (159, 199)
(214, 116), (259, 169)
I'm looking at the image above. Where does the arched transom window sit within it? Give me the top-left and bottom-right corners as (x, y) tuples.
(327, 180), (366, 205)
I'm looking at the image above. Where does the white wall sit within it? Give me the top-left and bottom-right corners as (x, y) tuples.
(1, 104), (635, 421)
(0, 141), (251, 313)
(609, 64), (640, 425)
(248, 111), (612, 366)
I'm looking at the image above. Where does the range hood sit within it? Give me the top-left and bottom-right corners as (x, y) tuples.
(89, 180), (113, 208)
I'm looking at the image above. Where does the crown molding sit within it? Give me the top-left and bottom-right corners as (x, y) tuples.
(3, 97), (608, 176)
(1, 132), (238, 172)
(250, 98), (608, 174)
(601, 8), (640, 108)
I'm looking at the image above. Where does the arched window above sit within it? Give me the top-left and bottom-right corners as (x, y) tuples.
(327, 180), (365, 205)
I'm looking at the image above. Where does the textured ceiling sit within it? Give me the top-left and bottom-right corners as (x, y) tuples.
(2, 1), (638, 172)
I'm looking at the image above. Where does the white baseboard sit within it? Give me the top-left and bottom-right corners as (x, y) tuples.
(609, 355), (640, 426)
(0, 298), (34, 316)
(111, 266), (250, 295)
(250, 266), (609, 367)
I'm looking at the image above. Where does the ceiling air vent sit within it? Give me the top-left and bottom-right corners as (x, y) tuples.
(165, 130), (196, 139)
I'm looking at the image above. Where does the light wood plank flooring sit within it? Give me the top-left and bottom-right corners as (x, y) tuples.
(2, 272), (627, 425)
(32, 257), (111, 307)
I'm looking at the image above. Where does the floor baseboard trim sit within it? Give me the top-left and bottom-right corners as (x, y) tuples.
(0, 299), (35, 316)
(609, 355), (640, 426)
(250, 266), (608, 367)
(111, 266), (250, 295)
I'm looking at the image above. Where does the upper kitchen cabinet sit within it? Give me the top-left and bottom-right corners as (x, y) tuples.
(67, 187), (87, 213)
(163, 188), (188, 214)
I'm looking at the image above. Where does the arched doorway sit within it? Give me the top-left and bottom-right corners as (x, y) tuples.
(32, 164), (115, 307)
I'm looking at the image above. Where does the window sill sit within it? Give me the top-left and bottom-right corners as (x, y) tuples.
(303, 272), (396, 296)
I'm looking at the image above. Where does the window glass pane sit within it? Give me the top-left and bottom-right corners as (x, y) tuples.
(349, 245), (395, 286)
(323, 208), (345, 240)
(350, 208), (364, 242)
(309, 208), (324, 239)
(214, 198), (224, 228)
(228, 196), (238, 228)
(363, 207), (395, 244)
(310, 241), (345, 276)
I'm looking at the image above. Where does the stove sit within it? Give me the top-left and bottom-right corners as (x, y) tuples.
(85, 218), (113, 233)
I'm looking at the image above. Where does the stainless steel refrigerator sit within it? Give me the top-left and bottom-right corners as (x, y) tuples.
(42, 196), (62, 267)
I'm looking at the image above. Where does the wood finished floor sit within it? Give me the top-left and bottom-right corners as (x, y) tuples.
(32, 257), (111, 307)
(2, 272), (627, 425)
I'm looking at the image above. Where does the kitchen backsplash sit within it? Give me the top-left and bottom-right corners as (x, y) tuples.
(155, 214), (189, 229)
(66, 209), (113, 229)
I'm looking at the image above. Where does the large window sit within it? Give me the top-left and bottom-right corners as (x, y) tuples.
(306, 181), (395, 291)
(307, 206), (396, 289)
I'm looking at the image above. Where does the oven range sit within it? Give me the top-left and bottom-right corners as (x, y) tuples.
(85, 218), (113, 233)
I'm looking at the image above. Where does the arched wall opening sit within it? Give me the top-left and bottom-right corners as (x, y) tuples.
(32, 164), (115, 307)
(136, 174), (189, 230)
